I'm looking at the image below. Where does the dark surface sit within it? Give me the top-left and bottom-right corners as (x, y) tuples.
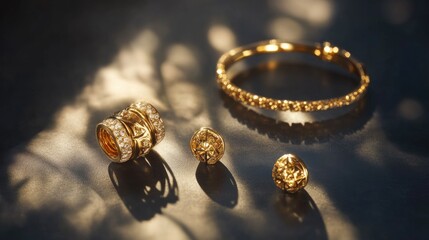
(1, 0), (428, 239)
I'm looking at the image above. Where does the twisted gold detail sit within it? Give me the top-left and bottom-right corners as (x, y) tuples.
(216, 40), (370, 112)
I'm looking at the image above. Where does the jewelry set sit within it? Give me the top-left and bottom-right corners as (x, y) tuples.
(96, 40), (370, 194)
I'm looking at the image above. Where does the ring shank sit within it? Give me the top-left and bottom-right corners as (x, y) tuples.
(216, 40), (370, 112)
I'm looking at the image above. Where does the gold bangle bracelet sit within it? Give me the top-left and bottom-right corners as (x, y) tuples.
(216, 40), (370, 112)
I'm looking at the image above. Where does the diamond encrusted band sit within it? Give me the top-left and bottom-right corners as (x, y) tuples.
(216, 40), (370, 112)
(96, 101), (165, 163)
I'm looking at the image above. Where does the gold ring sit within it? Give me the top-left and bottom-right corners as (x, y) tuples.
(272, 154), (309, 193)
(96, 101), (165, 163)
(190, 127), (225, 164)
(216, 40), (370, 112)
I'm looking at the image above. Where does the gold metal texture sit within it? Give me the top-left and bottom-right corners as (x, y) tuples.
(96, 101), (165, 163)
(216, 40), (370, 111)
(272, 154), (309, 193)
(190, 127), (225, 165)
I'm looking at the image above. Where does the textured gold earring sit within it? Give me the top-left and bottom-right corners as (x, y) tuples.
(272, 154), (308, 193)
(190, 127), (225, 164)
(96, 101), (165, 163)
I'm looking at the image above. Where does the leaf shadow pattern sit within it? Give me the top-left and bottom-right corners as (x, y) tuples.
(273, 190), (327, 240)
(195, 162), (238, 208)
(108, 151), (178, 221)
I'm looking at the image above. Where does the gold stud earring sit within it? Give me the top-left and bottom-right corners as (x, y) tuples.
(272, 154), (309, 193)
(190, 127), (225, 164)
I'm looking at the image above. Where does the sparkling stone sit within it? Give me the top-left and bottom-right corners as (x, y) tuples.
(148, 114), (157, 120)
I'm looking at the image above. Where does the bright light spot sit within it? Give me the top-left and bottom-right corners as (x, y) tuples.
(228, 49), (239, 56)
(53, 104), (90, 136)
(277, 111), (314, 123)
(265, 44), (280, 52)
(165, 44), (199, 77)
(165, 81), (205, 120)
(80, 29), (162, 110)
(323, 45), (332, 53)
(344, 51), (351, 58)
(242, 50), (252, 56)
(161, 44), (208, 123)
(280, 42), (294, 50)
(383, 0), (412, 25)
(82, 68), (158, 109)
(314, 49), (321, 56)
(268, 18), (304, 41)
(9, 154), (107, 236)
(397, 98), (424, 120)
(161, 61), (185, 82)
(270, 0), (333, 27)
(357, 137), (384, 166)
(208, 24), (237, 52)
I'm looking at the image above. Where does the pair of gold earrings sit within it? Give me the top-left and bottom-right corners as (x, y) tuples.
(190, 128), (309, 193)
(96, 101), (308, 193)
